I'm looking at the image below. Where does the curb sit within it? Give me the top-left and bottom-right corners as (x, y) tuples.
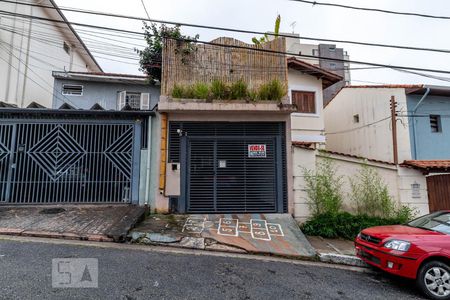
(0, 230), (114, 242)
(318, 253), (368, 268)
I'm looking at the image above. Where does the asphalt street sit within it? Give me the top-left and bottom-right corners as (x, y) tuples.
(0, 238), (425, 300)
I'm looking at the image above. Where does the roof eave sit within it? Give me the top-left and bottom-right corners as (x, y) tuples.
(48, 0), (102, 72)
(287, 57), (343, 89)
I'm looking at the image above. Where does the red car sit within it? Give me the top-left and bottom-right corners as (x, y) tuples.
(355, 211), (450, 300)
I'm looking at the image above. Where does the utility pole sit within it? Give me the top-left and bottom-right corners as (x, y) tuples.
(390, 96), (398, 165)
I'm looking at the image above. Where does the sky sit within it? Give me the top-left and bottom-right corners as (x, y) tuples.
(56, 0), (450, 86)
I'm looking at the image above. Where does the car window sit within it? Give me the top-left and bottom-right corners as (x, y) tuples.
(408, 212), (450, 235)
(434, 214), (450, 224)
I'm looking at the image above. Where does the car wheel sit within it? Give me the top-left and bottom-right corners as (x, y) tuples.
(417, 260), (450, 300)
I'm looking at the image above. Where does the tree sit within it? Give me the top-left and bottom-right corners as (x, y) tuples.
(252, 14), (281, 45)
(136, 23), (199, 82)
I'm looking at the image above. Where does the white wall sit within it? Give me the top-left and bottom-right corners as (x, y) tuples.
(317, 152), (400, 213)
(324, 88), (412, 163)
(292, 147), (316, 223)
(288, 69), (326, 144)
(292, 148), (429, 222)
(0, 0), (100, 108)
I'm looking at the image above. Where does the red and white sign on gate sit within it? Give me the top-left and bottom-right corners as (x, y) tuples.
(248, 144), (267, 158)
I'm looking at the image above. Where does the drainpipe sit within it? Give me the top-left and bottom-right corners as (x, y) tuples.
(144, 115), (152, 205)
(411, 88), (430, 159)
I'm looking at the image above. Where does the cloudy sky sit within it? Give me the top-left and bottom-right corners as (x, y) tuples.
(56, 0), (450, 86)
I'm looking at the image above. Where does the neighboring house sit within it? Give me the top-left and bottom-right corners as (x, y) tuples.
(0, 105), (156, 206)
(0, 0), (101, 108)
(50, 71), (161, 207)
(52, 71), (160, 111)
(323, 84), (450, 216)
(283, 33), (351, 105)
(324, 85), (450, 163)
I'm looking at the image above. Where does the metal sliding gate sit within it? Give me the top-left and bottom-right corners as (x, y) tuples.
(171, 122), (287, 214)
(184, 136), (283, 213)
(0, 120), (140, 204)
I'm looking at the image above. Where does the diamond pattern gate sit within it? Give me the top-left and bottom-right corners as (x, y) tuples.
(0, 120), (140, 204)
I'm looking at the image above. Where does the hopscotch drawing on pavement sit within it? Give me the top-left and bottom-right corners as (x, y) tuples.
(182, 217), (284, 241)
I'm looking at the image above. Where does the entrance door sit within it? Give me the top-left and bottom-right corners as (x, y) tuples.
(427, 174), (450, 212)
(185, 137), (282, 213)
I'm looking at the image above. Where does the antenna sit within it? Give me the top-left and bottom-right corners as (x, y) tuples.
(290, 21), (297, 34)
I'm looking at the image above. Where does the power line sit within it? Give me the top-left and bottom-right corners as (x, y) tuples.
(3, 0), (450, 54)
(326, 116), (391, 135)
(0, 44), (78, 107)
(289, 0), (450, 20)
(0, 24), (143, 63)
(2, 10), (450, 76)
(4, 15), (450, 86)
(393, 68), (450, 83)
(140, 0), (151, 20)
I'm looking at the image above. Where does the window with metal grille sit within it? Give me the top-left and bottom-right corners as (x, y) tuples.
(126, 92), (141, 110)
(291, 91), (316, 114)
(430, 115), (442, 133)
(62, 84), (83, 96)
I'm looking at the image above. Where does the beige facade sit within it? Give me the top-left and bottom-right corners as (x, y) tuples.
(324, 87), (412, 163)
(0, 0), (101, 108)
(292, 147), (429, 223)
(288, 69), (326, 144)
(155, 98), (295, 214)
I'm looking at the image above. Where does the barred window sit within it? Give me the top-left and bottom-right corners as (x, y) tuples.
(62, 84), (83, 96)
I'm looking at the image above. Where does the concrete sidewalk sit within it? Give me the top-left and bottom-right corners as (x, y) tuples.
(0, 205), (146, 242)
(307, 236), (367, 267)
(130, 214), (317, 259)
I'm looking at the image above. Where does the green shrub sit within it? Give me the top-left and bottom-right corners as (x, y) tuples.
(257, 83), (271, 101)
(211, 80), (229, 99)
(350, 163), (416, 220)
(257, 79), (286, 101)
(300, 212), (412, 240)
(303, 157), (343, 216)
(173, 79), (286, 101)
(172, 84), (185, 98)
(267, 79), (286, 100)
(192, 82), (209, 99)
(248, 89), (259, 102)
(230, 79), (248, 100)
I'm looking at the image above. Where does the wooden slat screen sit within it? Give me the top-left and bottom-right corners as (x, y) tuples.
(161, 37), (288, 96)
(292, 91), (316, 113)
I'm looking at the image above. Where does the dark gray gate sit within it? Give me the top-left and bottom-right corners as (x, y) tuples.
(184, 136), (283, 213)
(171, 122), (287, 214)
(0, 120), (141, 204)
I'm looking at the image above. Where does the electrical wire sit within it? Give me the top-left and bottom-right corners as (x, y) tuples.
(0, 44), (78, 107)
(2, 10), (450, 76)
(326, 116), (392, 135)
(289, 0), (450, 20)
(3, 0), (450, 54)
(5, 18), (450, 86)
(140, 0), (151, 20)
